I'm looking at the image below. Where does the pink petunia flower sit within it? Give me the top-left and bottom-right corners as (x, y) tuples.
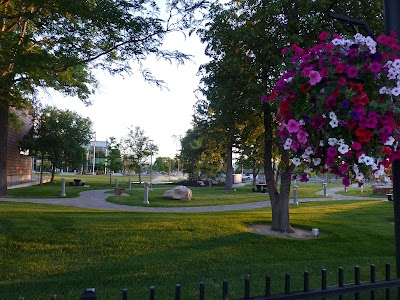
(309, 70), (322, 85)
(297, 130), (309, 145)
(286, 119), (301, 133)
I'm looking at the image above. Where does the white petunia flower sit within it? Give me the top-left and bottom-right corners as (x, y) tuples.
(305, 147), (314, 155)
(319, 140), (325, 146)
(332, 38), (343, 46)
(353, 164), (360, 175)
(292, 158), (301, 166)
(338, 144), (349, 154)
(364, 156), (374, 166)
(313, 158), (321, 166)
(358, 154), (366, 163)
(304, 167), (313, 173)
(384, 136), (395, 146)
(329, 111), (337, 120)
(329, 119), (339, 128)
(299, 119), (305, 125)
(380, 87), (389, 94)
(392, 87), (400, 96)
(328, 138), (338, 146)
(392, 59), (400, 69)
(356, 173), (365, 181)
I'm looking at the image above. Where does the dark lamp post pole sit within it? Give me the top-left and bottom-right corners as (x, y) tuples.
(384, 0), (400, 279)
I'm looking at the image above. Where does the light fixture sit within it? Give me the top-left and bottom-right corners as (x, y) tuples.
(312, 228), (319, 237)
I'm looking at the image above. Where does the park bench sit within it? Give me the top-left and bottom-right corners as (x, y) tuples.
(69, 179), (85, 186)
(253, 183), (268, 193)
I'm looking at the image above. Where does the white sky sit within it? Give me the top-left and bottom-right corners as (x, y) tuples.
(41, 32), (209, 158)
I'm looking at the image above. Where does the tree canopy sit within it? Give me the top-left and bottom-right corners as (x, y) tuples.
(0, 0), (206, 195)
(20, 106), (93, 182)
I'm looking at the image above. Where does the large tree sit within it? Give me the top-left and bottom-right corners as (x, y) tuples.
(196, 3), (263, 190)
(21, 106), (93, 182)
(197, 0), (384, 232)
(0, 0), (204, 196)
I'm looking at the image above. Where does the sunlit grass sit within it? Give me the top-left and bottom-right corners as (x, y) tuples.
(0, 200), (395, 299)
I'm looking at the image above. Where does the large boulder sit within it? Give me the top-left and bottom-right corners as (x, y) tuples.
(163, 185), (192, 201)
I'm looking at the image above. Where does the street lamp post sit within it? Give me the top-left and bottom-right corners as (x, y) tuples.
(149, 140), (153, 190)
(92, 133), (96, 175)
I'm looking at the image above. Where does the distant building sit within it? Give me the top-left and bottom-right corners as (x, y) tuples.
(86, 140), (108, 174)
(7, 110), (33, 187)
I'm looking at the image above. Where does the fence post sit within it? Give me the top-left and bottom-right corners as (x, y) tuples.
(122, 288), (128, 300)
(80, 288), (97, 300)
(115, 178), (119, 188)
(285, 273), (290, 295)
(244, 274), (250, 298)
(199, 282), (205, 300)
(222, 279), (228, 300)
(149, 286), (155, 300)
(128, 178), (132, 188)
(175, 284), (181, 300)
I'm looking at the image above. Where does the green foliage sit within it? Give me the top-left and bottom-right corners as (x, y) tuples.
(106, 137), (122, 173)
(121, 126), (158, 178)
(20, 106), (93, 181)
(0, 0), (208, 196)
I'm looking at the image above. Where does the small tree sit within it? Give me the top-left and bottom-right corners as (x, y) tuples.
(122, 126), (159, 183)
(106, 137), (122, 185)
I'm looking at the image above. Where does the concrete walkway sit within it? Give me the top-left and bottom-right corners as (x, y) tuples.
(0, 185), (384, 213)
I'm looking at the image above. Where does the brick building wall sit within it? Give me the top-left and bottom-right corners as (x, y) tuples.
(7, 111), (32, 186)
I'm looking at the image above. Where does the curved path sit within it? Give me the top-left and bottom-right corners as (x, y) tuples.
(0, 186), (385, 213)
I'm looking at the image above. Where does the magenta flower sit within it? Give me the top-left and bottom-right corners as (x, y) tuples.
(351, 141), (362, 151)
(370, 61), (382, 73)
(318, 31), (329, 41)
(342, 178), (350, 187)
(327, 147), (338, 158)
(286, 119), (301, 133)
(311, 115), (325, 129)
(346, 66), (358, 78)
(338, 77), (347, 85)
(290, 140), (299, 151)
(309, 70), (322, 85)
(339, 162), (350, 172)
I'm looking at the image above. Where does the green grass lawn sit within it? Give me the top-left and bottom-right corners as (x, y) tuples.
(0, 199), (396, 299)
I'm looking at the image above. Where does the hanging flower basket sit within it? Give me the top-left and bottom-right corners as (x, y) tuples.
(265, 31), (400, 186)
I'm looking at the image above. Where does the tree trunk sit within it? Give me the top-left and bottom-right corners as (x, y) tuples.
(225, 141), (233, 191)
(0, 101), (9, 196)
(51, 164), (56, 183)
(263, 102), (294, 233)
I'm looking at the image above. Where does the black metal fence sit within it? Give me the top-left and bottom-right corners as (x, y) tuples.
(16, 264), (400, 300)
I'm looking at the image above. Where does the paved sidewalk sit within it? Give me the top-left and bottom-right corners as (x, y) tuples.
(0, 185), (384, 213)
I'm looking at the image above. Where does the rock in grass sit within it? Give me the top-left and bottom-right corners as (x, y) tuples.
(162, 185), (192, 201)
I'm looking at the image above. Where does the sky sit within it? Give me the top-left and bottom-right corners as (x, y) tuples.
(41, 32), (209, 158)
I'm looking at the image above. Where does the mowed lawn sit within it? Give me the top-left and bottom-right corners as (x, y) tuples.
(0, 197), (396, 299)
